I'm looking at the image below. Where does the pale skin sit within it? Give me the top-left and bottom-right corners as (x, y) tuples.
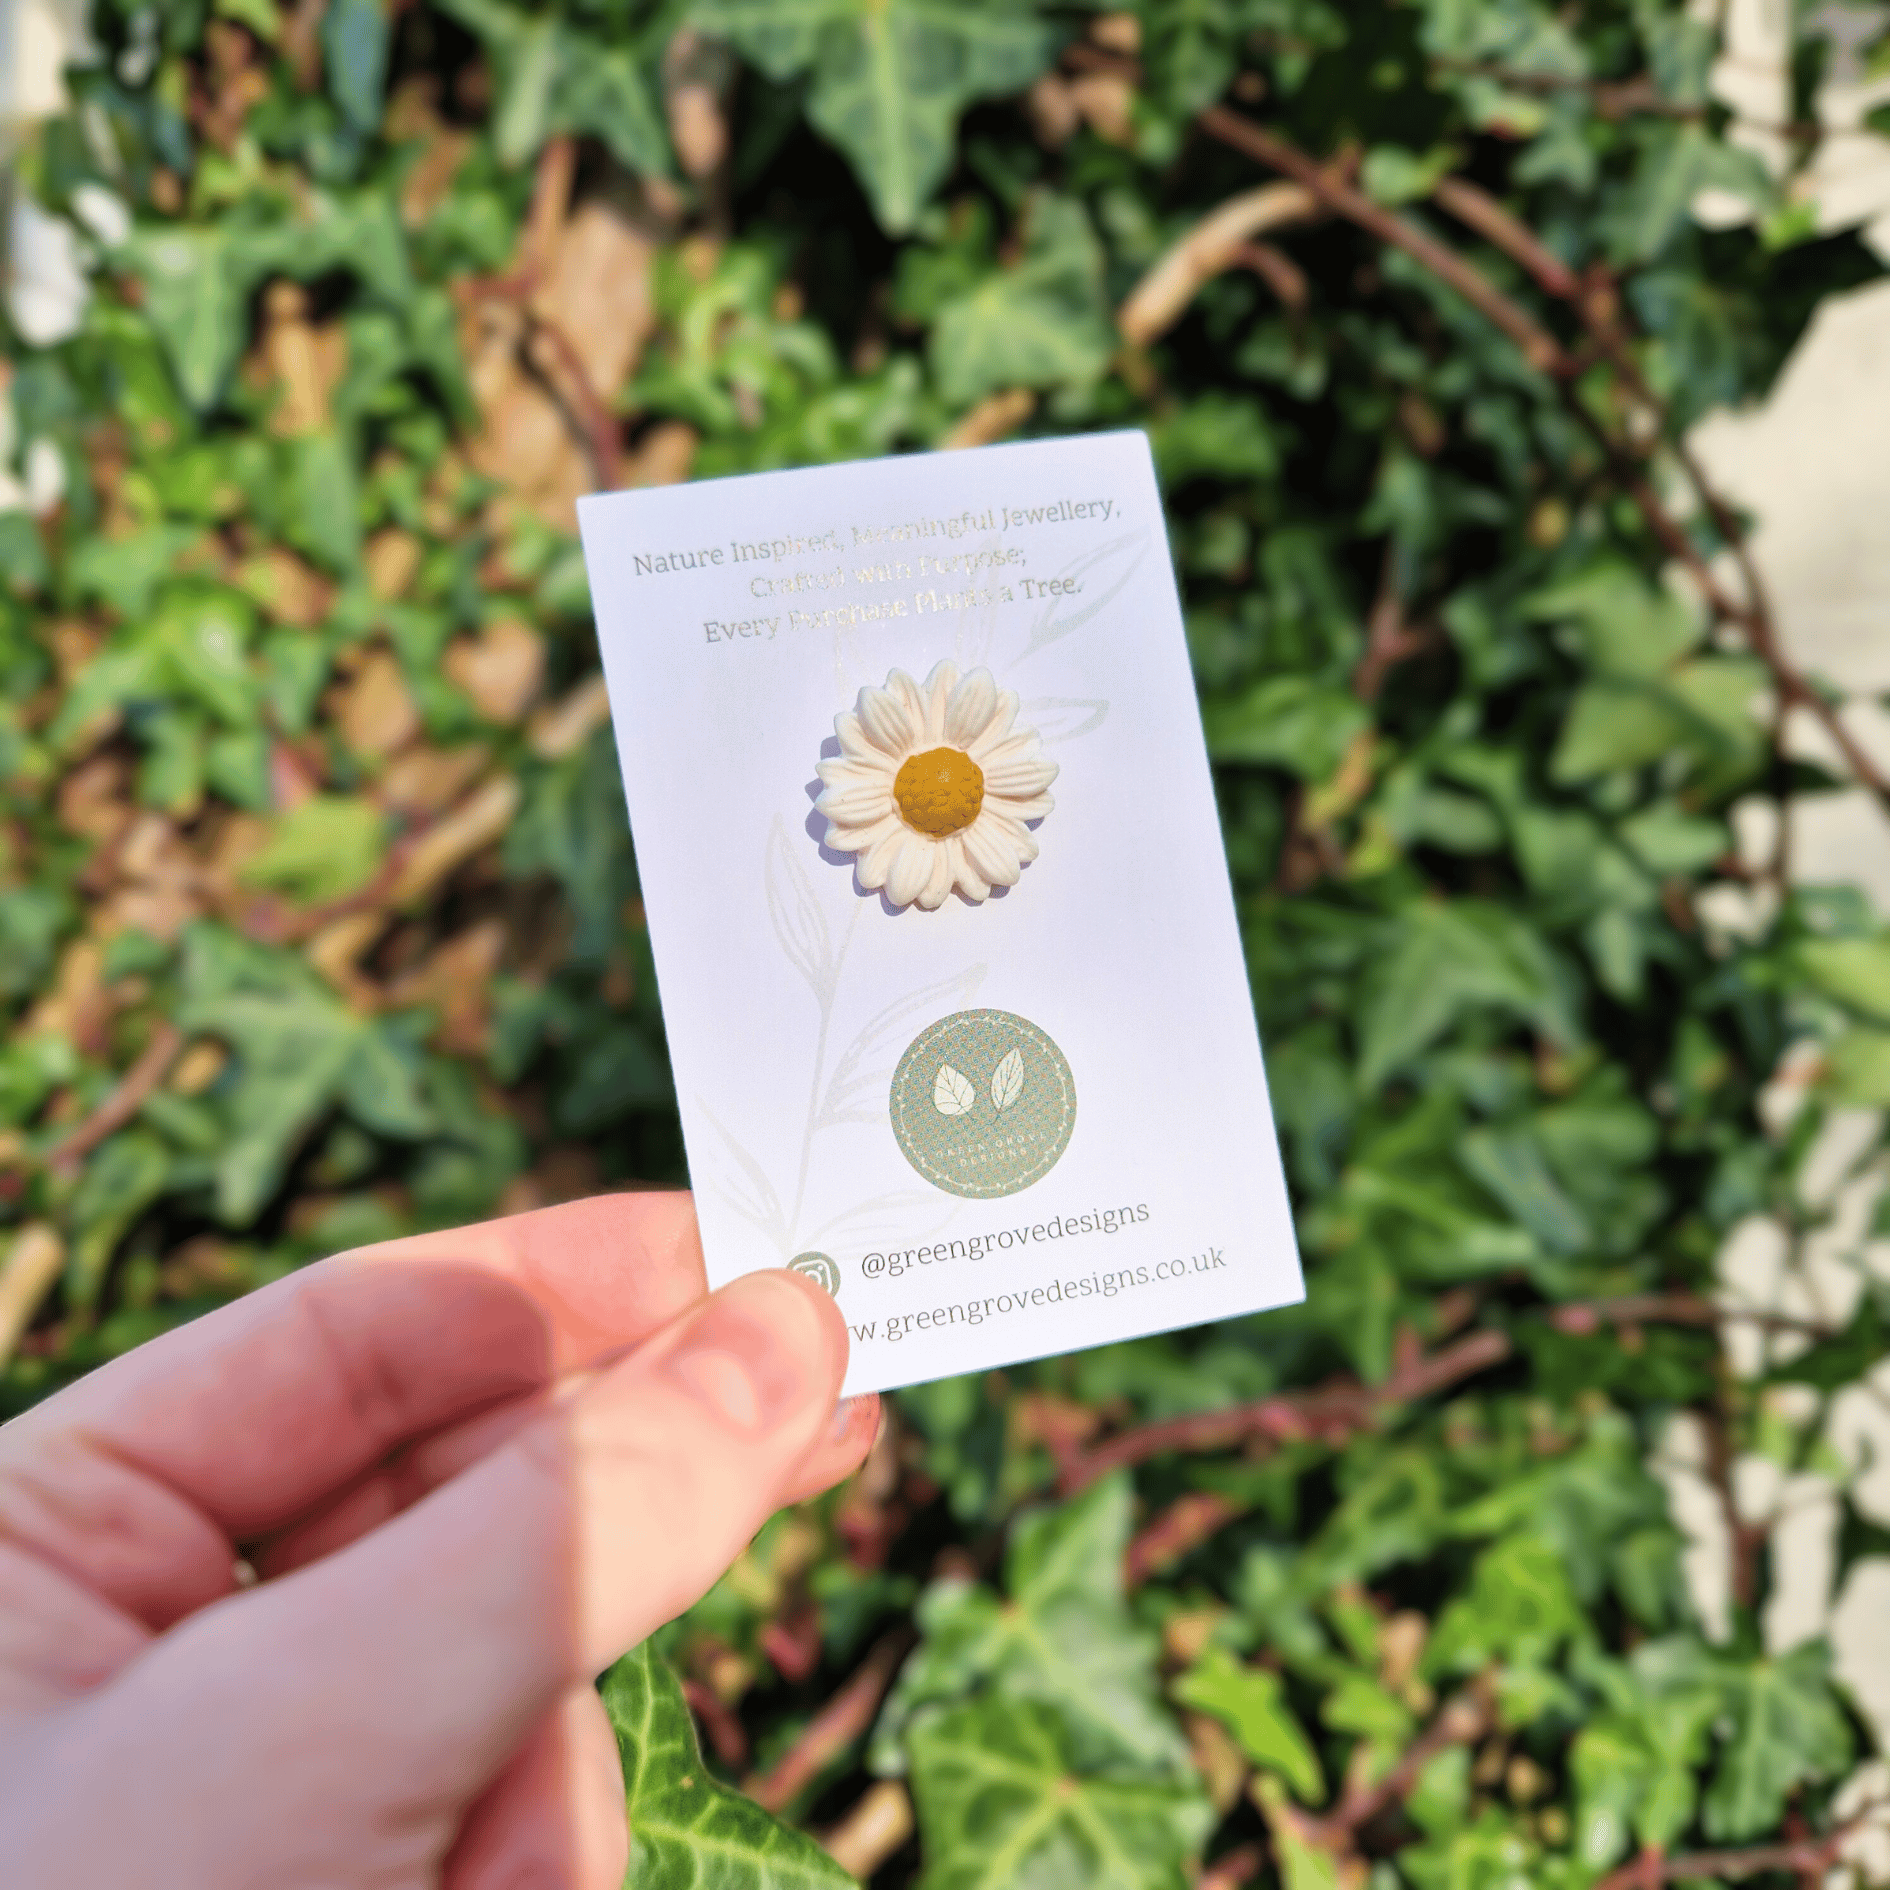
(0, 1193), (880, 1888)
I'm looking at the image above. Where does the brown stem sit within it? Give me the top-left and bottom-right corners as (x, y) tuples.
(524, 317), (624, 487)
(1198, 107), (1564, 372)
(1198, 114), (1807, 745)
(1310, 1682), (1493, 1842)
(1351, 539), (1439, 702)
(682, 1678), (751, 1769)
(1700, 1380), (1761, 1615)
(743, 1631), (913, 1814)
(459, 137), (621, 487)
(1426, 59), (1825, 141)
(1231, 239), (1310, 311)
(1214, 108), (1884, 813)
(1117, 181), (1318, 346)
(1550, 1293), (1845, 1339)
(1430, 177), (1580, 297)
(1426, 176), (1890, 810)
(1594, 1819), (1879, 1886)
(44, 1022), (185, 1180)
(1196, 1841), (1267, 1890)
(1428, 61), (1711, 122)
(1062, 42), (1142, 81)
(1127, 1491), (1250, 1587)
(1061, 1329), (1512, 1494)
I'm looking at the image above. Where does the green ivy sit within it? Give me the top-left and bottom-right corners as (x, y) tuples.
(4, 0), (1888, 1885)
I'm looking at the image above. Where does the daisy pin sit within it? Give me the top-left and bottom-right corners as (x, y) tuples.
(814, 661), (1058, 910)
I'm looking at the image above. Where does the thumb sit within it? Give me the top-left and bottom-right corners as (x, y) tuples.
(52, 1271), (848, 1884)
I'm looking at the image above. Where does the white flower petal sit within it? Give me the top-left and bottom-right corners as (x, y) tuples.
(835, 712), (886, 764)
(886, 833), (937, 907)
(887, 670), (931, 745)
(966, 692), (1020, 760)
(826, 805), (901, 852)
(981, 753), (1057, 797)
(817, 781), (897, 822)
(963, 814), (1026, 887)
(916, 843), (955, 909)
(857, 820), (907, 886)
(943, 667), (997, 746)
(974, 730), (1048, 772)
(947, 835), (991, 904)
(921, 660), (960, 744)
(816, 754), (895, 790)
(988, 791), (1054, 823)
(857, 678), (920, 755)
(980, 808), (1040, 861)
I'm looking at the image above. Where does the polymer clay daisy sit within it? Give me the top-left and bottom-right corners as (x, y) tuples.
(815, 661), (1057, 909)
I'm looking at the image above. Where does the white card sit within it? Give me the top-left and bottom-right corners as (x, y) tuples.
(579, 432), (1302, 1396)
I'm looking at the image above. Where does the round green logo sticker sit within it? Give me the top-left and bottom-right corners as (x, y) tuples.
(889, 1009), (1076, 1199)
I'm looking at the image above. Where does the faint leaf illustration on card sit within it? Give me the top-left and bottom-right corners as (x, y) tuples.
(1017, 528), (1151, 658)
(764, 815), (835, 1001)
(1021, 698), (1110, 745)
(698, 1102), (791, 1249)
(819, 966), (986, 1129)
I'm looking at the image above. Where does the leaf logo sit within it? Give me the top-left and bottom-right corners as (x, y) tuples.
(990, 1047), (1024, 1111)
(933, 1064), (975, 1117)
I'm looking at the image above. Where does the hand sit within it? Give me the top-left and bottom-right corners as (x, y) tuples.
(0, 1193), (878, 1888)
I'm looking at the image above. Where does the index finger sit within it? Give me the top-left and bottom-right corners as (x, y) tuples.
(0, 1192), (708, 1562)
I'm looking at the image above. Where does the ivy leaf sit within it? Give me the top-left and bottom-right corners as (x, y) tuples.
(907, 1697), (1213, 1890)
(323, 0), (391, 134)
(1202, 676), (1368, 778)
(1797, 936), (1890, 1024)
(874, 1473), (1189, 1774)
(1151, 398), (1279, 486)
(67, 1130), (171, 1308)
(1823, 1027), (1890, 1104)
(434, 0), (670, 173)
(66, 524), (200, 618)
(1425, 1534), (1583, 1676)
(1603, 123), (1774, 261)
(178, 925), (433, 1221)
(181, 986), (364, 1223)
(696, 0), (1056, 234)
(1523, 564), (1763, 786)
(1551, 661), (1767, 784)
(1299, 1448), (1448, 1588)
(1573, 1655), (1719, 1865)
(1702, 1643), (1853, 1843)
(927, 192), (1114, 405)
(282, 431), (362, 576)
(505, 735), (636, 964)
(126, 198), (412, 411)
(126, 227), (248, 410)
(239, 796), (387, 906)
(1525, 562), (1700, 674)
(1355, 901), (1579, 1088)
(1173, 1645), (1325, 1803)
(600, 1641), (854, 1888)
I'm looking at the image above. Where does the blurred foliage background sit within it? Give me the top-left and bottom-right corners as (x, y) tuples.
(5, 1), (1890, 1884)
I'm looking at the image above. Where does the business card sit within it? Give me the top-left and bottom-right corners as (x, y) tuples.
(578, 432), (1302, 1396)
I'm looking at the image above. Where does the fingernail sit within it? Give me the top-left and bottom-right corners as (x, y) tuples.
(830, 1395), (863, 1441)
(664, 1274), (823, 1433)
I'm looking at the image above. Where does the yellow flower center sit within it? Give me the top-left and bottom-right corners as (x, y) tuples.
(893, 746), (985, 837)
